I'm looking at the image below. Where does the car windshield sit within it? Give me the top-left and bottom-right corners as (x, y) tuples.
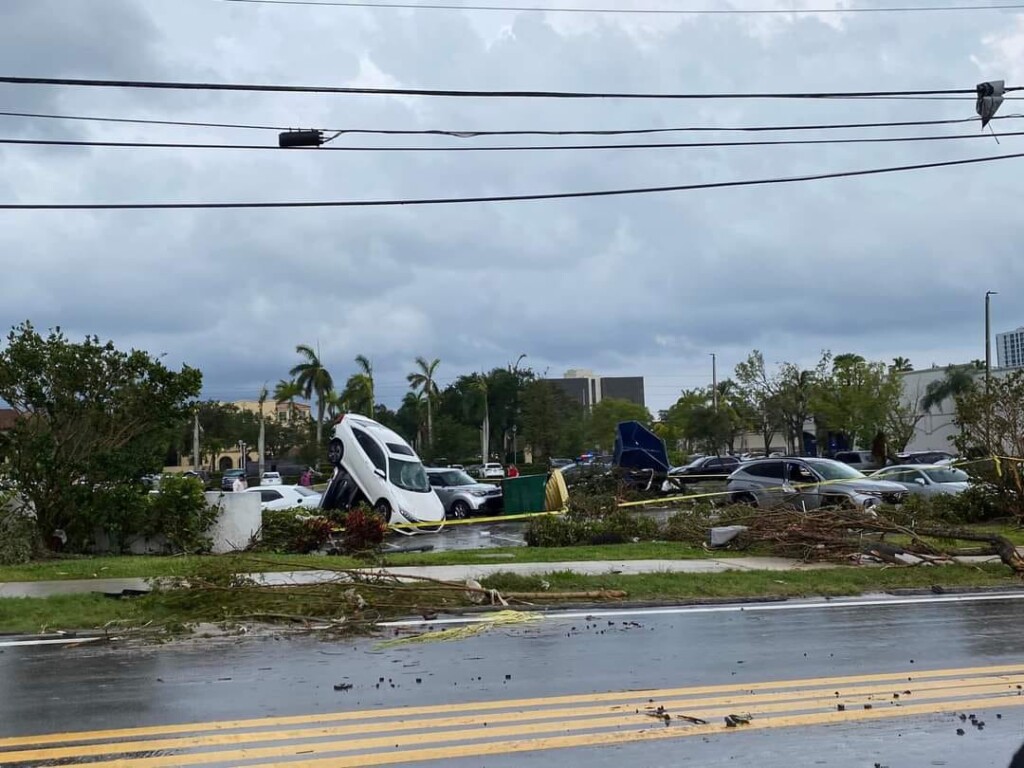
(924, 467), (969, 484)
(438, 470), (476, 486)
(294, 486), (318, 496)
(805, 459), (866, 481)
(389, 458), (431, 493)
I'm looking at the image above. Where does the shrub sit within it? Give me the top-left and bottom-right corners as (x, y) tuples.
(145, 474), (217, 553)
(342, 505), (388, 554)
(892, 485), (1010, 526)
(260, 507), (334, 554)
(88, 483), (150, 554)
(524, 501), (658, 547)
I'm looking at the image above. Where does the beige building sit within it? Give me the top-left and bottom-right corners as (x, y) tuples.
(231, 399), (311, 424)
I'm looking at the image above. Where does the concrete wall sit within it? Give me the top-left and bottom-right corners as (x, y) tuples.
(205, 491), (261, 554)
(92, 492), (261, 555)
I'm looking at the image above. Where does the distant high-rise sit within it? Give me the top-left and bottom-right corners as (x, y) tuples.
(996, 327), (1024, 369)
(544, 369), (645, 409)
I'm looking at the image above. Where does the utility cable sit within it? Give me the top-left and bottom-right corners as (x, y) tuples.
(215, 0), (1024, 16)
(1, 150), (1021, 210)
(0, 75), (1014, 100)
(3, 130), (1023, 151)
(1, 108), (1018, 135)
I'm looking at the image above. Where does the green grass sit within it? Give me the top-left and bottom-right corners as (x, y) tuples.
(0, 593), (148, 634)
(1, 523), (1019, 584)
(480, 563), (1019, 601)
(1, 563), (1017, 635)
(0, 542), (723, 582)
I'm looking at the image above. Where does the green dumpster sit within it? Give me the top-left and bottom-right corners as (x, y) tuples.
(502, 474), (548, 515)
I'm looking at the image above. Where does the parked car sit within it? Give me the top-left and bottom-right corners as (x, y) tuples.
(247, 484), (322, 511)
(427, 468), (503, 518)
(549, 458), (574, 469)
(481, 462), (505, 479)
(669, 455), (742, 482)
(727, 457), (907, 510)
(449, 464), (465, 471)
(221, 468), (246, 491)
(558, 460), (613, 487)
(834, 450), (883, 472)
(869, 465), (970, 497)
(260, 471), (283, 486)
(896, 450), (956, 466)
(182, 469), (211, 489)
(325, 414), (445, 528)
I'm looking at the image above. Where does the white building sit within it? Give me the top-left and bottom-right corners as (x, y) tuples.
(898, 365), (1013, 454)
(996, 327), (1024, 370)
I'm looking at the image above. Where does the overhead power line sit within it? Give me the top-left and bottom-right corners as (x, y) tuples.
(2, 150), (1021, 210)
(3, 130), (1023, 151)
(0, 75), (1011, 100)
(215, 0), (1024, 16)
(0, 108), (1015, 135)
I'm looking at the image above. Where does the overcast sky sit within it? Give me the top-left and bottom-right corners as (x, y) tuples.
(2, 0), (1023, 414)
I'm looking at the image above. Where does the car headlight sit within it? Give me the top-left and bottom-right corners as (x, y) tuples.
(470, 489), (490, 497)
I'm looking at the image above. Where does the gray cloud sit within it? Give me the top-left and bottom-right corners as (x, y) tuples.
(1, 2), (1023, 412)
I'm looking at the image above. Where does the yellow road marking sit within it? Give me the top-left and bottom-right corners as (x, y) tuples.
(264, 694), (1024, 768)
(6, 676), (1024, 765)
(3, 661), (1023, 750)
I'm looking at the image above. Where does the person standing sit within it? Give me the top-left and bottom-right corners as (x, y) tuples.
(232, 474), (246, 493)
(507, 464), (520, 478)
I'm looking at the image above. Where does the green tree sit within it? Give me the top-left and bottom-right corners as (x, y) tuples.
(407, 357), (441, 450)
(585, 398), (652, 453)
(891, 356), (914, 373)
(812, 352), (900, 450)
(520, 380), (584, 460)
(735, 350), (817, 454)
(0, 322), (201, 548)
(289, 344), (333, 446)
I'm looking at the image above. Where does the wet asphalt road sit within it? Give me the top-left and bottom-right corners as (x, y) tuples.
(2, 593), (1024, 767)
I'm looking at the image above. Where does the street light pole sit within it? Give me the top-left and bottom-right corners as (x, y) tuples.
(711, 353), (718, 412)
(986, 290), (998, 391)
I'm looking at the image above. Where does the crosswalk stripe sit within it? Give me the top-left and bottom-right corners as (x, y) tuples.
(2, 661), (1022, 750)
(4, 677), (1022, 766)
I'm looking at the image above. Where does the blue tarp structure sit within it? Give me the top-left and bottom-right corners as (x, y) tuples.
(613, 421), (670, 474)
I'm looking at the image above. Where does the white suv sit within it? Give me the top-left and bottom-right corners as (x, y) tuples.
(323, 415), (445, 529)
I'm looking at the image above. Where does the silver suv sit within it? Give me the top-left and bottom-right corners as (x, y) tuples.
(427, 468), (503, 518)
(727, 457), (907, 510)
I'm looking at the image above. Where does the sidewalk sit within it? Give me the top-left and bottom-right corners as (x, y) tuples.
(0, 556), (836, 599)
(0, 554), (1005, 599)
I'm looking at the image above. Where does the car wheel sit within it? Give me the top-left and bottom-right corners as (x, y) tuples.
(450, 500), (470, 519)
(732, 492), (757, 507)
(373, 499), (392, 523)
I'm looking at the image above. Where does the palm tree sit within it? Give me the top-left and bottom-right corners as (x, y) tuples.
(257, 383), (268, 476)
(273, 378), (303, 422)
(354, 354), (374, 411)
(407, 357), (440, 448)
(891, 356), (914, 373)
(323, 389), (347, 421)
(921, 365), (978, 413)
(290, 344), (334, 445)
(471, 372), (490, 462)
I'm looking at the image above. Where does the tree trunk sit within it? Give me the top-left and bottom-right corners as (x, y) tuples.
(426, 397), (434, 449)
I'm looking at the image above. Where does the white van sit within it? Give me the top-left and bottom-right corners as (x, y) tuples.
(324, 414), (445, 531)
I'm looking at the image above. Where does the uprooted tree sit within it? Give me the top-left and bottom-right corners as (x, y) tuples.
(0, 322), (202, 549)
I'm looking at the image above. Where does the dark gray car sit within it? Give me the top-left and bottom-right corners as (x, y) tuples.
(727, 457), (907, 510)
(426, 468), (503, 518)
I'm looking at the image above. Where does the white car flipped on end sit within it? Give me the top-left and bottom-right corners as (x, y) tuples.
(326, 414), (445, 530)
(247, 484), (322, 511)
(481, 463), (505, 479)
(260, 471), (283, 486)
